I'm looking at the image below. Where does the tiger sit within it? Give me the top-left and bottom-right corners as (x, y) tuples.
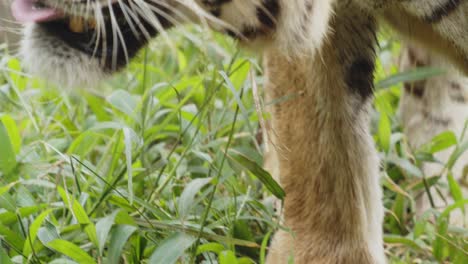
(399, 43), (468, 227)
(9, 0), (468, 263)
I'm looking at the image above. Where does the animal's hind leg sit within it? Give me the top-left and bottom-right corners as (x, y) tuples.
(399, 43), (468, 226)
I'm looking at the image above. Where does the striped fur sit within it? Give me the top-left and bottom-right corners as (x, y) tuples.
(18, 0), (468, 263)
(399, 43), (468, 227)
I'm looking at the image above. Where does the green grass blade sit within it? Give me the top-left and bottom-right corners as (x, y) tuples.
(0, 224), (24, 253)
(0, 115), (21, 154)
(219, 250), (238, 264)
(384, 234), (423, 251)
(178, 177), (213, 220)
(106, 225), (137, 264)
(57, 187), (99, 248)
(47, 239), (96, 264)
(96, 210), (120, 255)
(228, 150), (285, 200)
(0, 244), (13, 264)
(375, 67), (445, 89)
(149, 232), (196, 264)
(123, 127), (135, 205)
(23, 209), (54, 256)
(0, 121), (16, 175)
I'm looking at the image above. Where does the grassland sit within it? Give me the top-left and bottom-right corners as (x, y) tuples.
(0, 27), (467, 263)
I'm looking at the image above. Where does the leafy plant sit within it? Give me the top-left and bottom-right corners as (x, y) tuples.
(0, 27), (466, 263)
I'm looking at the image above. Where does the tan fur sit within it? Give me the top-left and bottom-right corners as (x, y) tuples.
(383, 8), (468, 75)
(263, 52), (384, 263)
(263, 4), (384, 263)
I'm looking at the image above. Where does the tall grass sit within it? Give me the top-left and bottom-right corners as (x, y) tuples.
(0, 27), (467, 263)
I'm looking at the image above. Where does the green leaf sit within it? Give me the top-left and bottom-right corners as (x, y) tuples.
(47, 239), (96, 264)
(107, 89), (137, 118)
(135, 219), (259, 248)
(440, 199), (468, 220)
(447, 173), (464, 203)
(0, 121), (17, 175)
(238, 257), (255, 264)
(219, 250), (238, 264)
(420, 131), (457, 154)
(382, 175), (410, 199)
(0, 192), (16, 212)
(228, 60), (250, 90)
(106, 225), (137, 264)
(178, 177), (213, 220)
(260, 232), (272, 264)
(376, 67), (445, 89)
(57, 187), (99, 248)
(409, 176), (441, 192)
(123, 127), (134, 204)
(392, 194), (405, 230)
(23, 209), (54, 256)
(196, 242), (225, 255)
(85, 93), (111, 121)
(0, 115), (21, 154)
(0, 224), (25, 251)
(96, 210), (120, 254)
(447, 140), (468, 169)
(49, 259), (78, 264)
(220, 70), (256, 142)
(433, 219), (448, 260)
(228, 150), (285, 199)
(177, 50), (188, 71)
(149, 232), (196, 264)
(37, 221), (61, 245)
(378, 111), (391, 152)
(384, 234), (422, 250)
(386, 155), (423, 178)
(0, 244), (13, 264)
(114, 210), (137, 226)
(0, 181), (19, 196)
(7, 58), (26, 90)
(67, 131), (100, 156)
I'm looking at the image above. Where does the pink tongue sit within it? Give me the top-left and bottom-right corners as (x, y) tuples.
(11, 0), (63, 23)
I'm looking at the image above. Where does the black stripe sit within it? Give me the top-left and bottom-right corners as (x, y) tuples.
(257, 0), (280, 29)
(201, 0), (232, 6)
(345, 57), (376, 100)
(404, 81), (425, 98)
(424, 0), (462, 23)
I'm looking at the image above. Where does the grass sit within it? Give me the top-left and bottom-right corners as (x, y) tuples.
(0, 27), (467, 263)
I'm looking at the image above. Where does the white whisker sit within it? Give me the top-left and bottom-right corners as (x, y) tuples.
(132, 0), (174, 51)
(117, 0), (143, 41)
(108, 0), (129, 69)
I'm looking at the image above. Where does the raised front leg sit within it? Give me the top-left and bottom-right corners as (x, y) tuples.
(264, 3), (385, 264)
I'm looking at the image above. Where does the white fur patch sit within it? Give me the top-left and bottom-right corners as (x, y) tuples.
(21, 24), (105, 88)
(274, 0), (334, 56)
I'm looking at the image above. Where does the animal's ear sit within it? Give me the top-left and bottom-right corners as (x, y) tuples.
(383, 9), (468, 75)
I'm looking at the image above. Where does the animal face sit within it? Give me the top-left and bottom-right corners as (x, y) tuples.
(12, 0), (333, 86)
(13, 0), (191, 86)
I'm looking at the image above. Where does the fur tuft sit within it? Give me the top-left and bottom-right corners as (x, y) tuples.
(273, 0), (334, 57)
(21, 24), (105, 88)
